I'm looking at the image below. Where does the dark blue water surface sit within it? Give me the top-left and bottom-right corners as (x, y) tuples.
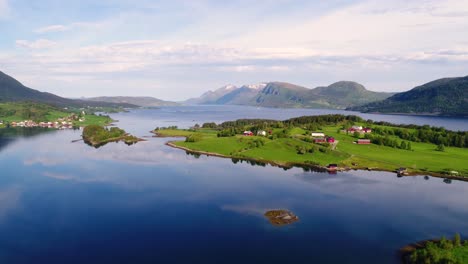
(0, 105), (467, 264)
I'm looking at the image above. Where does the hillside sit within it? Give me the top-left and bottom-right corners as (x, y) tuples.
(186, 81), (393, 109)
(0, 71), (135, 108)
(185, 85), (238, 105)
(349, 76), (468, 116)
(85, 96), (179, 107)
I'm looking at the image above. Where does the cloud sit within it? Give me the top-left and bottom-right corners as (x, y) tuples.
(34, 22), (102, 34)
(34, 25), (68, 34)
(2, 0), (468, 98)
(16, 39), (57, 49)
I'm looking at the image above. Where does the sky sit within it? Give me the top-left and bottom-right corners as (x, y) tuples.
(0, 0), (468, 101)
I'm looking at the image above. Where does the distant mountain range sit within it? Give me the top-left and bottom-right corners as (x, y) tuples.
(185, 81), (394, 109)
(0, 71), (135, 108)
(2, 69), (466, 116)
(84, 96), (178, 107)
(348, 76), (468, 116)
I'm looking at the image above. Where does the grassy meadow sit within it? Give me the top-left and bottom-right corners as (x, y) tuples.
(156, 121), (468, 176)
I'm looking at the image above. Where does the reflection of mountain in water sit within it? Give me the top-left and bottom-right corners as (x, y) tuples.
(0, 127), (54, 152)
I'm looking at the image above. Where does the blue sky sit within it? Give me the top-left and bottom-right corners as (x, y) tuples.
(1, 0), (468, 100)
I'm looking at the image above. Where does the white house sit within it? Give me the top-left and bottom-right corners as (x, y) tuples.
(311, 132), (325, 137)
(351, 126), (363, 130)
(257, 130), (267, 136)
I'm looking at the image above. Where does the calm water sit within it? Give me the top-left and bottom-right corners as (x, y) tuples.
(0, 106), (467, 264)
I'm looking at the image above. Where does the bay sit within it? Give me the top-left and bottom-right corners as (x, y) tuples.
(0, 106), (467, 264)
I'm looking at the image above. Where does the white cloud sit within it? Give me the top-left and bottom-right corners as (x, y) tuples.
(3, 0), (468, 99)
(34, 24), (68, 34)
(34, 22), (102, 34)
(15, 39), (58, 49)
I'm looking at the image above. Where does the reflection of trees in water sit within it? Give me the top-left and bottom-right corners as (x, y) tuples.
(0, 127), (56, 153)
(184, 151), (329, 173)
(185, 151), (201, 159)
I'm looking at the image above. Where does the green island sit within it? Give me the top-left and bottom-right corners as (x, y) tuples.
(0, 102), (114, 128)
(153, 114), (468, 179)
(82, 125), (143, 148)
(401, 234), (468, 264)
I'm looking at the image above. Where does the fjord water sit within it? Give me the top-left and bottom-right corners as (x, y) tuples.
(0, 106), (467, 264)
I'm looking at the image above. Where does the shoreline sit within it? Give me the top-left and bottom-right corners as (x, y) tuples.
(398, 239), (440, 264)
(162, 137), (468, 182)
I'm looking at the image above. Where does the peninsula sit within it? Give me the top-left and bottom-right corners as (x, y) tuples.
(153, 115), (468, 179)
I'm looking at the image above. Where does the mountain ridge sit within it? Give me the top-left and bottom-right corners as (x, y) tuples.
(348, 76), (468, 116)
(0, 71), (136, 108)
(186, 81), (393, 109)
(84, 96), (179, 107)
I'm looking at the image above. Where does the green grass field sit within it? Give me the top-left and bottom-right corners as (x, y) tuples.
(156, 125), (468, 176)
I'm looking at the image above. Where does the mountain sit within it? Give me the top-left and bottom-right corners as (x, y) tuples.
(0, 71), (135, 108)
(185, 85), (238, 105)
(214, 83), (267, 105)
(186, 81), (393, 109)
(313, 81), (393, 107)
(348, 76), (468, 116)
(85, 96), (179, 107)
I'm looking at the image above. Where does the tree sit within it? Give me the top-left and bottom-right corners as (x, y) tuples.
(400, 141), (407, 150)
(353, 131), (360, 138)
(407, 142), (412, 151)
(436, 144), (445, 152)
(454, 233), (461, 247)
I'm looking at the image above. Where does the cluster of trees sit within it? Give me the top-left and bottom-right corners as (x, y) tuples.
(409, 234), (467, 264)
(369, 123), (467, 148)
(201, 122), (217, 128)
(185, 134), (203, 142)
(83, 125), (126, 142)
(247, 138), (265, 148)
(363, 134), (412, 150)
(295, 145), (328, 155)
(155, 126), (178, 130)
(0, 102), (62, 122)
(217, 128), (242, 137)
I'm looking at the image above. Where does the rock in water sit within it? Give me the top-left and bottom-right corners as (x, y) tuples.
(264, 210), (299, 226)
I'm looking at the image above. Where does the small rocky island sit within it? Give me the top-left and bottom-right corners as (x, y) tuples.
(264, 210), (299, 226)
(82, 125), (143, 148)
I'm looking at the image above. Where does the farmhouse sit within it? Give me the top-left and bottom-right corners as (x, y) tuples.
(243, 131), (254, 136)
(326, 137), (335, 143)
(257, 130), (267, 136)
(357, 139), (371, 144)
(311, 132), (325, 137)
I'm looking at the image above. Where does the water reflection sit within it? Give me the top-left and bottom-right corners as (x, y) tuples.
(0, 107), (467, 264)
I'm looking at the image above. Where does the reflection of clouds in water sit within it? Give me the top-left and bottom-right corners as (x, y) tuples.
(24, 156), (69, 166)
(0, 186), (22, 222)
(293, 169), (468, 233)
(221, 204), (270, 217)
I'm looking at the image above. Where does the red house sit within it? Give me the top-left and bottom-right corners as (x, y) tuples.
(243, 131), (254, 136)
(357, 139), (371, 144)
(363, 128), (372, 133)
(326, 137), (335, 143)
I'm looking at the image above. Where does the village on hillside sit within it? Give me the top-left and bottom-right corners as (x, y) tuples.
(4, 112), (87, 129)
